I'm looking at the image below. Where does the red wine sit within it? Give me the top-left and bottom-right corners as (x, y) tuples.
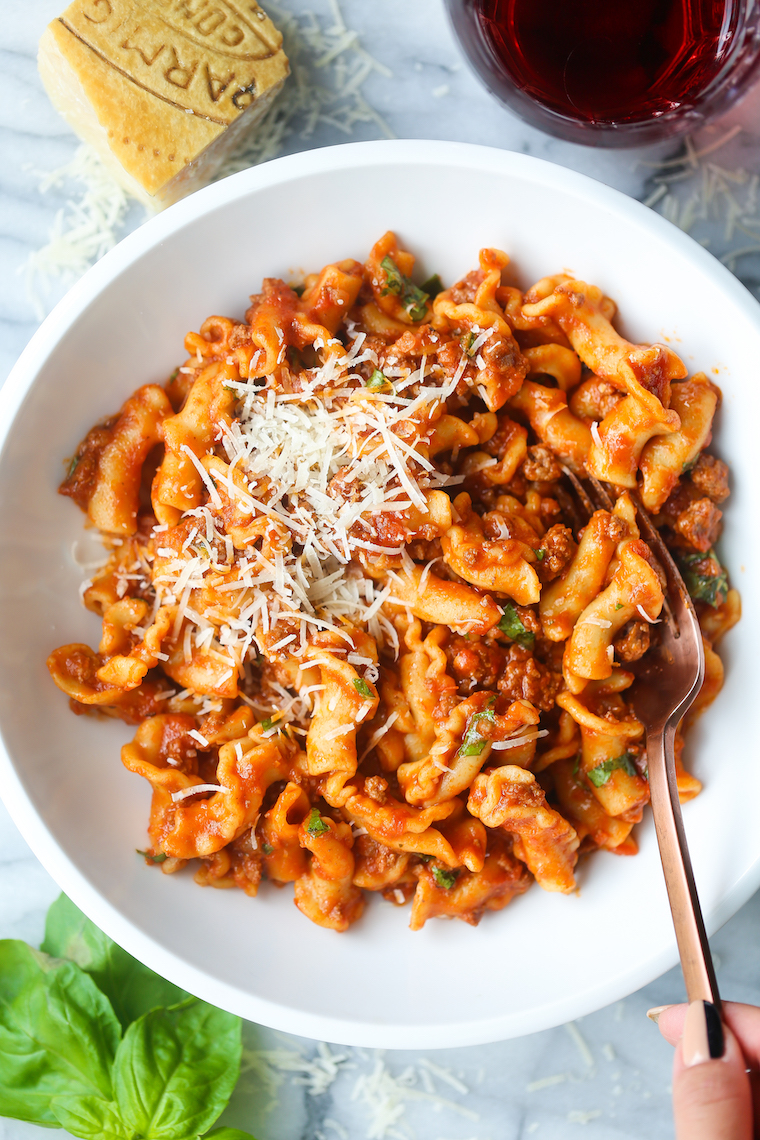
(478, 0), (738, 124)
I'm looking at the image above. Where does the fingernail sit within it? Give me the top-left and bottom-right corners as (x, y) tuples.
(646, 1004), (674, 1024)
(682, 1000), (725, 1066)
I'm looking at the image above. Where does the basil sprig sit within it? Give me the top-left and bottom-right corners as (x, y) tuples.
(379, 256), (430, 321)
(587, 752), (638, 787)
(0, 894), (257, 1139)
(458, 704), (496, 757)
(353, 677), (374, 699)
(432, 866), (459, 890)
(497, 604), (535, 649)
(678, 549), (729, 608)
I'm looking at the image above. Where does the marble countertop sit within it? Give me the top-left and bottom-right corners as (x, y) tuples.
(3, 2), (760, 1138)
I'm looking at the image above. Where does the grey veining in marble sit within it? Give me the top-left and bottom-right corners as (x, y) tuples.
(3, 2), (760, 1138)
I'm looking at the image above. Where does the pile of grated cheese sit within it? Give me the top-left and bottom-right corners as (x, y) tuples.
(133, 329), (471, 722)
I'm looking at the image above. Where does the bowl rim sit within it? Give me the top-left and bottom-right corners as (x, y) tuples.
(2, 137), (760, 1049)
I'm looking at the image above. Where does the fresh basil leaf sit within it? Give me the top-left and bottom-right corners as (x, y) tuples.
(204, 1130), (260, 1140)
(461, 331), (477, 357)
(51, 1094), (128, 1140)
(137, 849), (169, 863)
(380, 255), (404, 296)
(587, 752), (638, 787)
(379, 256), (429, 321)
(432, 866), (458, 890)
(678, 549), (729, 608)
(305, 808), (330, 835)
(497, 604), (535, 648)
(419, 273), (443, 298)
(112, 999), (241, 1140)
(42, 893), (187, 1031)
(535, 548), (546, 561)
(0, 940), (119, 1127)
(458, 705), (495, 757)
(260, 716), (279, 732)
(262, 843), (274, 855)
(353, 677), (374, 698)
(366, 368), (392, 392)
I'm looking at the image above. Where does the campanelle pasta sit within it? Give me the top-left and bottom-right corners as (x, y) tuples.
(48, 235), (739, 932)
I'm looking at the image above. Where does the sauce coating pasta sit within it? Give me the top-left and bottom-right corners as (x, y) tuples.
(48, 235), (740, 931)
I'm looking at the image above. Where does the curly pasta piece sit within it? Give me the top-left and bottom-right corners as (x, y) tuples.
(552, 759), (637, 852)
(523, 343), (582, 391)
(398, 694), (539, 807)
(539, 509), (624, 640)
(639, 375), (720, 511)
(96, 601), (173, 689)
(468, 765), (579, 892)
(509, 381), (592, 472)
(557, 687), (648, 818)
(587, 393), (680, 488)
(409, 836), (531, 930)
(563, 538), (664, 686)
(122, 715), (289, 859)
(298, 258), (364, 335)
(84, 385), (173, 535)
(441, 493), (540, 606)
(152, 360), (237, 526)
(388, 564), (501, 635)
(522, 278), (687, 408)
(260, 782), (311, 884)
(398, 623), (456, 765)
(352, 835), (411, 892)
(304, 635), (379, 800)
(294, 814), (364, 932)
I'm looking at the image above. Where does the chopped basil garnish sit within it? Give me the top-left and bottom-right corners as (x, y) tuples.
(366, 368), (392, 391)
(353, 677), (374, 699)
(497, 604), (535, 649)
(615, 602), (624, 611)
(432, 866), (459, 890)
(458, 704), (496, 757)
(262, 842), (274, 855)
(536, 548), (546, 561)
(305, 808), (330, 835)
(260, 716), (280, 732)
(65, 454), (80, 479)
(420, 273), (444, 298)
(678, 550), (729, 608)
(169, 368), (179, 381)
(571, 754), (581, 777)
(462, 331), (477, 357)
(380, 255), (429, 321)
(587, 752), (638, 787)
(136, 849), (168, 864)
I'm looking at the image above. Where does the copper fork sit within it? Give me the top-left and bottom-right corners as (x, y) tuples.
(562, 469), (720, 1011)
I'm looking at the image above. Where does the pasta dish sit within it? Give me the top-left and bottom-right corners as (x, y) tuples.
(47, 233), (739, 931)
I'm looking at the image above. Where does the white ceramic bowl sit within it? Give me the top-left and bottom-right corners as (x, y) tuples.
(1, 140), (758, 1049)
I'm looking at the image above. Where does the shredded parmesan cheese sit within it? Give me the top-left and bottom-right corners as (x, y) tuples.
(171, 783), (226, 802)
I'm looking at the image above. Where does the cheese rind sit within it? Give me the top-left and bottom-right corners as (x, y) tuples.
(38, 0), (289, 209)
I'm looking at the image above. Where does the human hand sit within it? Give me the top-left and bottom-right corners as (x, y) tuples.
(650, 1000), (760, 1139)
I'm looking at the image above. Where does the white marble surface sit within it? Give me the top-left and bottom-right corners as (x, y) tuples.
(3, 2), (760, 1138)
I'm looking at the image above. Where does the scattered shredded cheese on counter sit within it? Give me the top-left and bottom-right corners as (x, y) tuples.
(26, 0), (394, 318)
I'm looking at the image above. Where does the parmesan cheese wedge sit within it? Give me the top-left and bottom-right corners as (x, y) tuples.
(38, 0), (289, 210)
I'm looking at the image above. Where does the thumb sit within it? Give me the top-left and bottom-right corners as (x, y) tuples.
(672, 1001), (753, 1140)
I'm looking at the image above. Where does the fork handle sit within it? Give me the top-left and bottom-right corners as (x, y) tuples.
(647, 722), (722, 1010)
